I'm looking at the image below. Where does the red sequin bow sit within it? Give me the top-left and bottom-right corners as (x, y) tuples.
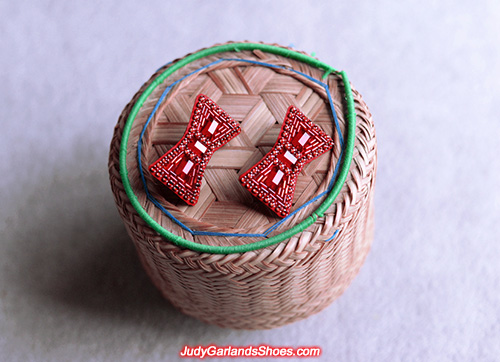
(149, 94), (241, 205)
(239, 106), (334, 217)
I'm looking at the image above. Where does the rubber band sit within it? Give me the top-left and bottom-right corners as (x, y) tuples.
(325, 229), (339, 242)
(119, 42), (356, 254)
(136, 57), (344, 238)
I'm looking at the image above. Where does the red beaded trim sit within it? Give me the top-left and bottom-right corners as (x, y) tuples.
(239, 106), (334, 217)
(149, 94), (241, 205)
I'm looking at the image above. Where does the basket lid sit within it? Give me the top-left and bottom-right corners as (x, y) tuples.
(119, 42), (356, 254)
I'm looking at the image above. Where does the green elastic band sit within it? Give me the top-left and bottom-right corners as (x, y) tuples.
(119, 42), (356, 254)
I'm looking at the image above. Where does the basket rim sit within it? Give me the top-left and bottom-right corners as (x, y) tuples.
(119, 42), (356, 254)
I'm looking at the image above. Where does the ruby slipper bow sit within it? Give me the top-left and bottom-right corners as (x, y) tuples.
(239, 106), (334, 217)
(149, 94), (241, 205)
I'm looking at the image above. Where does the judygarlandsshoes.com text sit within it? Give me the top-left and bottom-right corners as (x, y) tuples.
(180, 345), (321, 359)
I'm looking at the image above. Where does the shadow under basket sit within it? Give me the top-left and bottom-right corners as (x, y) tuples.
(108, 42), (377, 329)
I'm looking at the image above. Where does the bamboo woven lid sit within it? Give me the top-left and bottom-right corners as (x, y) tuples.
(120, 42), (360, 251)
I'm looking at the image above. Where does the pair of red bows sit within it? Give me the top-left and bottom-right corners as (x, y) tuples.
(149, 94), (334, 218)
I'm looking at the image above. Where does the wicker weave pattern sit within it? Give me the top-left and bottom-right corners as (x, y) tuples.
(108, 43), (377, 329)
(130, 49), (345, 246)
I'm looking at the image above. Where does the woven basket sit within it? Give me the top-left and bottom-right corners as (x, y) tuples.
(108, 42), (377, 329)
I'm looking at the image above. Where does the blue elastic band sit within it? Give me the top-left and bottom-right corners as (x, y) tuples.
(325, 229), (339, 242)
(136, 58), (343, 239)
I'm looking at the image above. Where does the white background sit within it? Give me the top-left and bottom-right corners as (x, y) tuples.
(1, 1), (499, 361)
